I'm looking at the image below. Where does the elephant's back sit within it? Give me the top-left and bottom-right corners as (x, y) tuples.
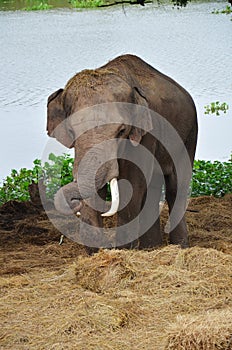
(102, 54), (197, 146)
(103, 54), (196, 113)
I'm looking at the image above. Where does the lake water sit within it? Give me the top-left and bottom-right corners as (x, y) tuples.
(0, 2), (232, 182)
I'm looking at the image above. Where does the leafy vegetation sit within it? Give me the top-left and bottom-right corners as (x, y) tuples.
(70, 0), (104, 8)
(2, 0), (194, 11)
(204, 101), (229, 116)
(171, 0), (189, 8)
(70, 0), (190, 8)
(191, 157), (232, 198)
(1, 0), (231, 10)
(0, 154), (74, 205)
(0, 154), (231, 206)
(0, 162), (41, 204)
(23, 0), (52, 10)
(212, 5), (232, 15)
(41, 153), (74, 198)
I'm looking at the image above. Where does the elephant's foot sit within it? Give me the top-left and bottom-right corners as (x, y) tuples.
(169, 220), (189, 248)
(85, 246), (99, 255)
(115, 223), (163, 250)
(115, 215), (140, 249)
(138, 218), (163, 249)
(116, 239), (140, 250)
(169, 235), (189, 248)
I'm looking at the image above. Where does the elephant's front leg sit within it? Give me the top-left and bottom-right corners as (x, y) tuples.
(138, 173), (164, 249)
(116, 171), (164, 249)
(116, 201), (141, 249)
(115, 169), (145, 248)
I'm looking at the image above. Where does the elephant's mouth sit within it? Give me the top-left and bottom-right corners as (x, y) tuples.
(71, 199), (83, 216)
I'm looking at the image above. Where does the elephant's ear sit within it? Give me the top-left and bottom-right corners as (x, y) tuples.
(129, 87), (153, 146)
(47, 89), (74, 148)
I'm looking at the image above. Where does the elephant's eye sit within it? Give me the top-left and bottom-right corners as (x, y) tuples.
(117, 126), (127, 138)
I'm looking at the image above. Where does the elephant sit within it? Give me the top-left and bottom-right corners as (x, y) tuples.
(47, 54), (198, 249)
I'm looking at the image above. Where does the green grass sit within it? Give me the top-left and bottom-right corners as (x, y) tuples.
(0, 154), (231, 206)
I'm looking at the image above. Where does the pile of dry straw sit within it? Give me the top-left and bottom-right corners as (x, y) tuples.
(1, 245), (231, 349)
(0, 195), (232, 349)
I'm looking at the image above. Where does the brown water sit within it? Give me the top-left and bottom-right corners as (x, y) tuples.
(0, 2), (231, 181)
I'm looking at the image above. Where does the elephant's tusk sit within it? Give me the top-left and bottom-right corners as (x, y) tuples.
(101, 178), (119, 217)
(59, 234), (64, 245)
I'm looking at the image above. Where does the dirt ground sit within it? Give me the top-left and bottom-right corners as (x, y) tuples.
(0, 195), (231, 349)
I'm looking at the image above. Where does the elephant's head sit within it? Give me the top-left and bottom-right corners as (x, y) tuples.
(47, 70), (153, 216)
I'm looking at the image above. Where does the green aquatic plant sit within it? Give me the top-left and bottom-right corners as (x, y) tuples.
(212, 5), (232, 15)
(204, 102), (229, 116)
(171, 0), (190, 8)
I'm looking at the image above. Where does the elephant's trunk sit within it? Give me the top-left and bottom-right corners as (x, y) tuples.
(54, 177), (120, 217)
(54, 182), (83, 215)
(54, 142), (120, 216)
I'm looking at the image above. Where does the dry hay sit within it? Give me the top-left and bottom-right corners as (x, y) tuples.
(0, 246), (232, 350)
(1, 246), (231, 349)
(0, 195), (232, 349)
(188, 194), (232, 234)
(162, 194), (232, 253)
(64, 68), (119, 92)
(165, 309), (232, 350)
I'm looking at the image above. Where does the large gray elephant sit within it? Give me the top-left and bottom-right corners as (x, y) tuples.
(47, 54), (198, 249)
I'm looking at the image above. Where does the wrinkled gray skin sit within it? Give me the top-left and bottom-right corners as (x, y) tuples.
(47, 54), (198, 248)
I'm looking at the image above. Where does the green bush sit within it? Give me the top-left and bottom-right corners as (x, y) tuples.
(42, 153), (74, 199)
(0, 160), (42, 205)
(0, 154), (231, 206)
(191, 157), (232, 198)
(0, 154), (73, 206)
(70, 0), (104, 8)
(23, 1), (52, 10)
